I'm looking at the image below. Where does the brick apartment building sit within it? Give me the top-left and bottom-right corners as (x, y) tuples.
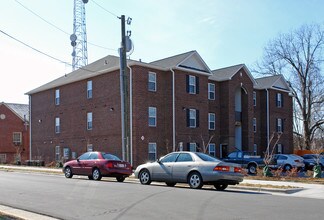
(0, 102), (29, 164)
(26, 51), (293, 167)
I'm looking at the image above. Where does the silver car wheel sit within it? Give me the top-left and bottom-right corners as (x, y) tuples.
(188, 172), (203, 189)
(64, 167), (73, 178)
(92, 168), (102, 181)
(139, 169), (151, 185)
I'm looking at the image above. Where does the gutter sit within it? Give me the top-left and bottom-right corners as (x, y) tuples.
(170, 68), (176, 151)
(127, 63), (133, 166)
(29, 95), (32, 160)
(266, 89), (269, 153)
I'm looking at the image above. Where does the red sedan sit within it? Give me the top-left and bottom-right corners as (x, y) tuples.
(63, 151), (132, 182)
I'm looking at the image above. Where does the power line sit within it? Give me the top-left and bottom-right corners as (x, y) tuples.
(0, 29), (96, 73)
(91, 0), (119, 18)
(14, 0), (116, 51)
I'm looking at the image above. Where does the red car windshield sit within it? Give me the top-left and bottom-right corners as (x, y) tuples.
(102, 153), (121, 161)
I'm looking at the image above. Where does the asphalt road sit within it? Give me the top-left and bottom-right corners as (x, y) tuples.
(0, 171), (324, 220)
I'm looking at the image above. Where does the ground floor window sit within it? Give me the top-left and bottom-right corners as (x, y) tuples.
(277, 144), (283, 154)
(55, 146), (60, 161)
(208, 143), (216, 157)
(148, 143), (157, 161)
(189, 143), (197, 152)
(0, 154), (6, 163)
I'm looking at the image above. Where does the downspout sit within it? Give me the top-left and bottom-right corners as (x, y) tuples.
(170, 68), (176, 151)
(127, 63), (133, 166)
(266, 89), (269, 154)
(29, 95), (32, 160)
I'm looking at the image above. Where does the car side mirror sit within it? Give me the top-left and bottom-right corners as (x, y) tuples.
(77, 159), (80, 162)
(157, 159), (161, 164)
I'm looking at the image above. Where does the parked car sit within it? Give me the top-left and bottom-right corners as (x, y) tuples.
(302, 154), (324, 170)
(63, 151), (132, 181)
(222, 151), (265, 174)
(134, 151), (243, 191)
(269, 154), (305, 171)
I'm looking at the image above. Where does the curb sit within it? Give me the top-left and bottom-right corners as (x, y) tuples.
(0, 205), (58, 220)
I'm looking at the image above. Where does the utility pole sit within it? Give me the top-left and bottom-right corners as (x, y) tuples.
(119, 15), (129, 162)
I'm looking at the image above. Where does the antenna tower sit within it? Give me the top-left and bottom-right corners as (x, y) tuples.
(70, 0), (88, 71)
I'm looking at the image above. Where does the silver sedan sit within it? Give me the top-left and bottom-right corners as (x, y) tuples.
(134, 151), (244, 190)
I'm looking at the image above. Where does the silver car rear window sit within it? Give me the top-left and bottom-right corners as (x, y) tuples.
(195, 153), (220, 162)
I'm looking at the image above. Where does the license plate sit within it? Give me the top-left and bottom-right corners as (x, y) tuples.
(117, 163), (125, 168)
(230, 167), (234, 172)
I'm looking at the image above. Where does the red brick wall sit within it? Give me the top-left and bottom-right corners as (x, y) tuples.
(0, 105), (29, 163)
(31, 71), (123, 163)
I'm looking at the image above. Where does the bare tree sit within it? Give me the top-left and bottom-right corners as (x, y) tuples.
(199, 134), (215, 154)
(253, 24), (324, 150)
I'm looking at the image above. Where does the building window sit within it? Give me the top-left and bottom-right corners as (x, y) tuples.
(148, 107), (157, 127)
(276, 118), (283, 133)
(0, 154), (6, 163)
(187, 108), (199, 128)
(13, 132), (22, 145)
(276, 93), (282, 107)
(208, 113), (215, 130)
(277, 144), (282, 154)
(55, 146), (60, 161)
(189, 143), (197, 152)
(55, 117), (60, 133)
(148, 142), (157, 161)
(253, 144), (257, 155)
(87, 112), (93, 130)
(87, 80), (92, 99)
(253, 91), (256, 106)
(55, 89), (60, 105)
(87, 144), (93, 152)
(253, 118), (257, 133)
(186, 75), (199, 94)
(208, 143), (216, 157)
(148, 72), (156, 92)
(63, 148), (70, 159)
(208, 83), (215, 100)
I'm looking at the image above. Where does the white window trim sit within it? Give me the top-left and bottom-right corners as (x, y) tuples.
(148, 107), (157, 127)
(208, 113), (215, 130)
(148, 142), (157, 161)
(13, 132), (22, 145)
(189, 75), (196, 94)
(87, 112), (93, 130)
(253, 91), (256, 106)
(189, 109), (196, 128)
(148, 72), (157, 92)
(277, 118), (282, 133)
(55, 117), (60, 133)
(87, 80), (93, 99)
(189, 143), (197, 152)
(208, 83), (215, 100)
(208, 143), (216, 156)
(277, 93), (282, 108)
(253, 118), (257, 133)
(55, 89), (60, 105)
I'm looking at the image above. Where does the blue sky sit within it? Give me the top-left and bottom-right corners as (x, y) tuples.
(1, 0), (324, 104)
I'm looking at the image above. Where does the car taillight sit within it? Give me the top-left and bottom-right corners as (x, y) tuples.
(234, 167), (242, 173)
(294, 160), (300, 163)
(214, 166), (230, 172)
(106, 161), (113, 168)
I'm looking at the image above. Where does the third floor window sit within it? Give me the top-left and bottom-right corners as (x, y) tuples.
(276, 93), (283, 108)
(148, 72), (156, 92)
(186, 75), (199, 94)
(87, 80), (92, 99)
(208, 83), (215, 100)
(55, 89), (60, 105)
